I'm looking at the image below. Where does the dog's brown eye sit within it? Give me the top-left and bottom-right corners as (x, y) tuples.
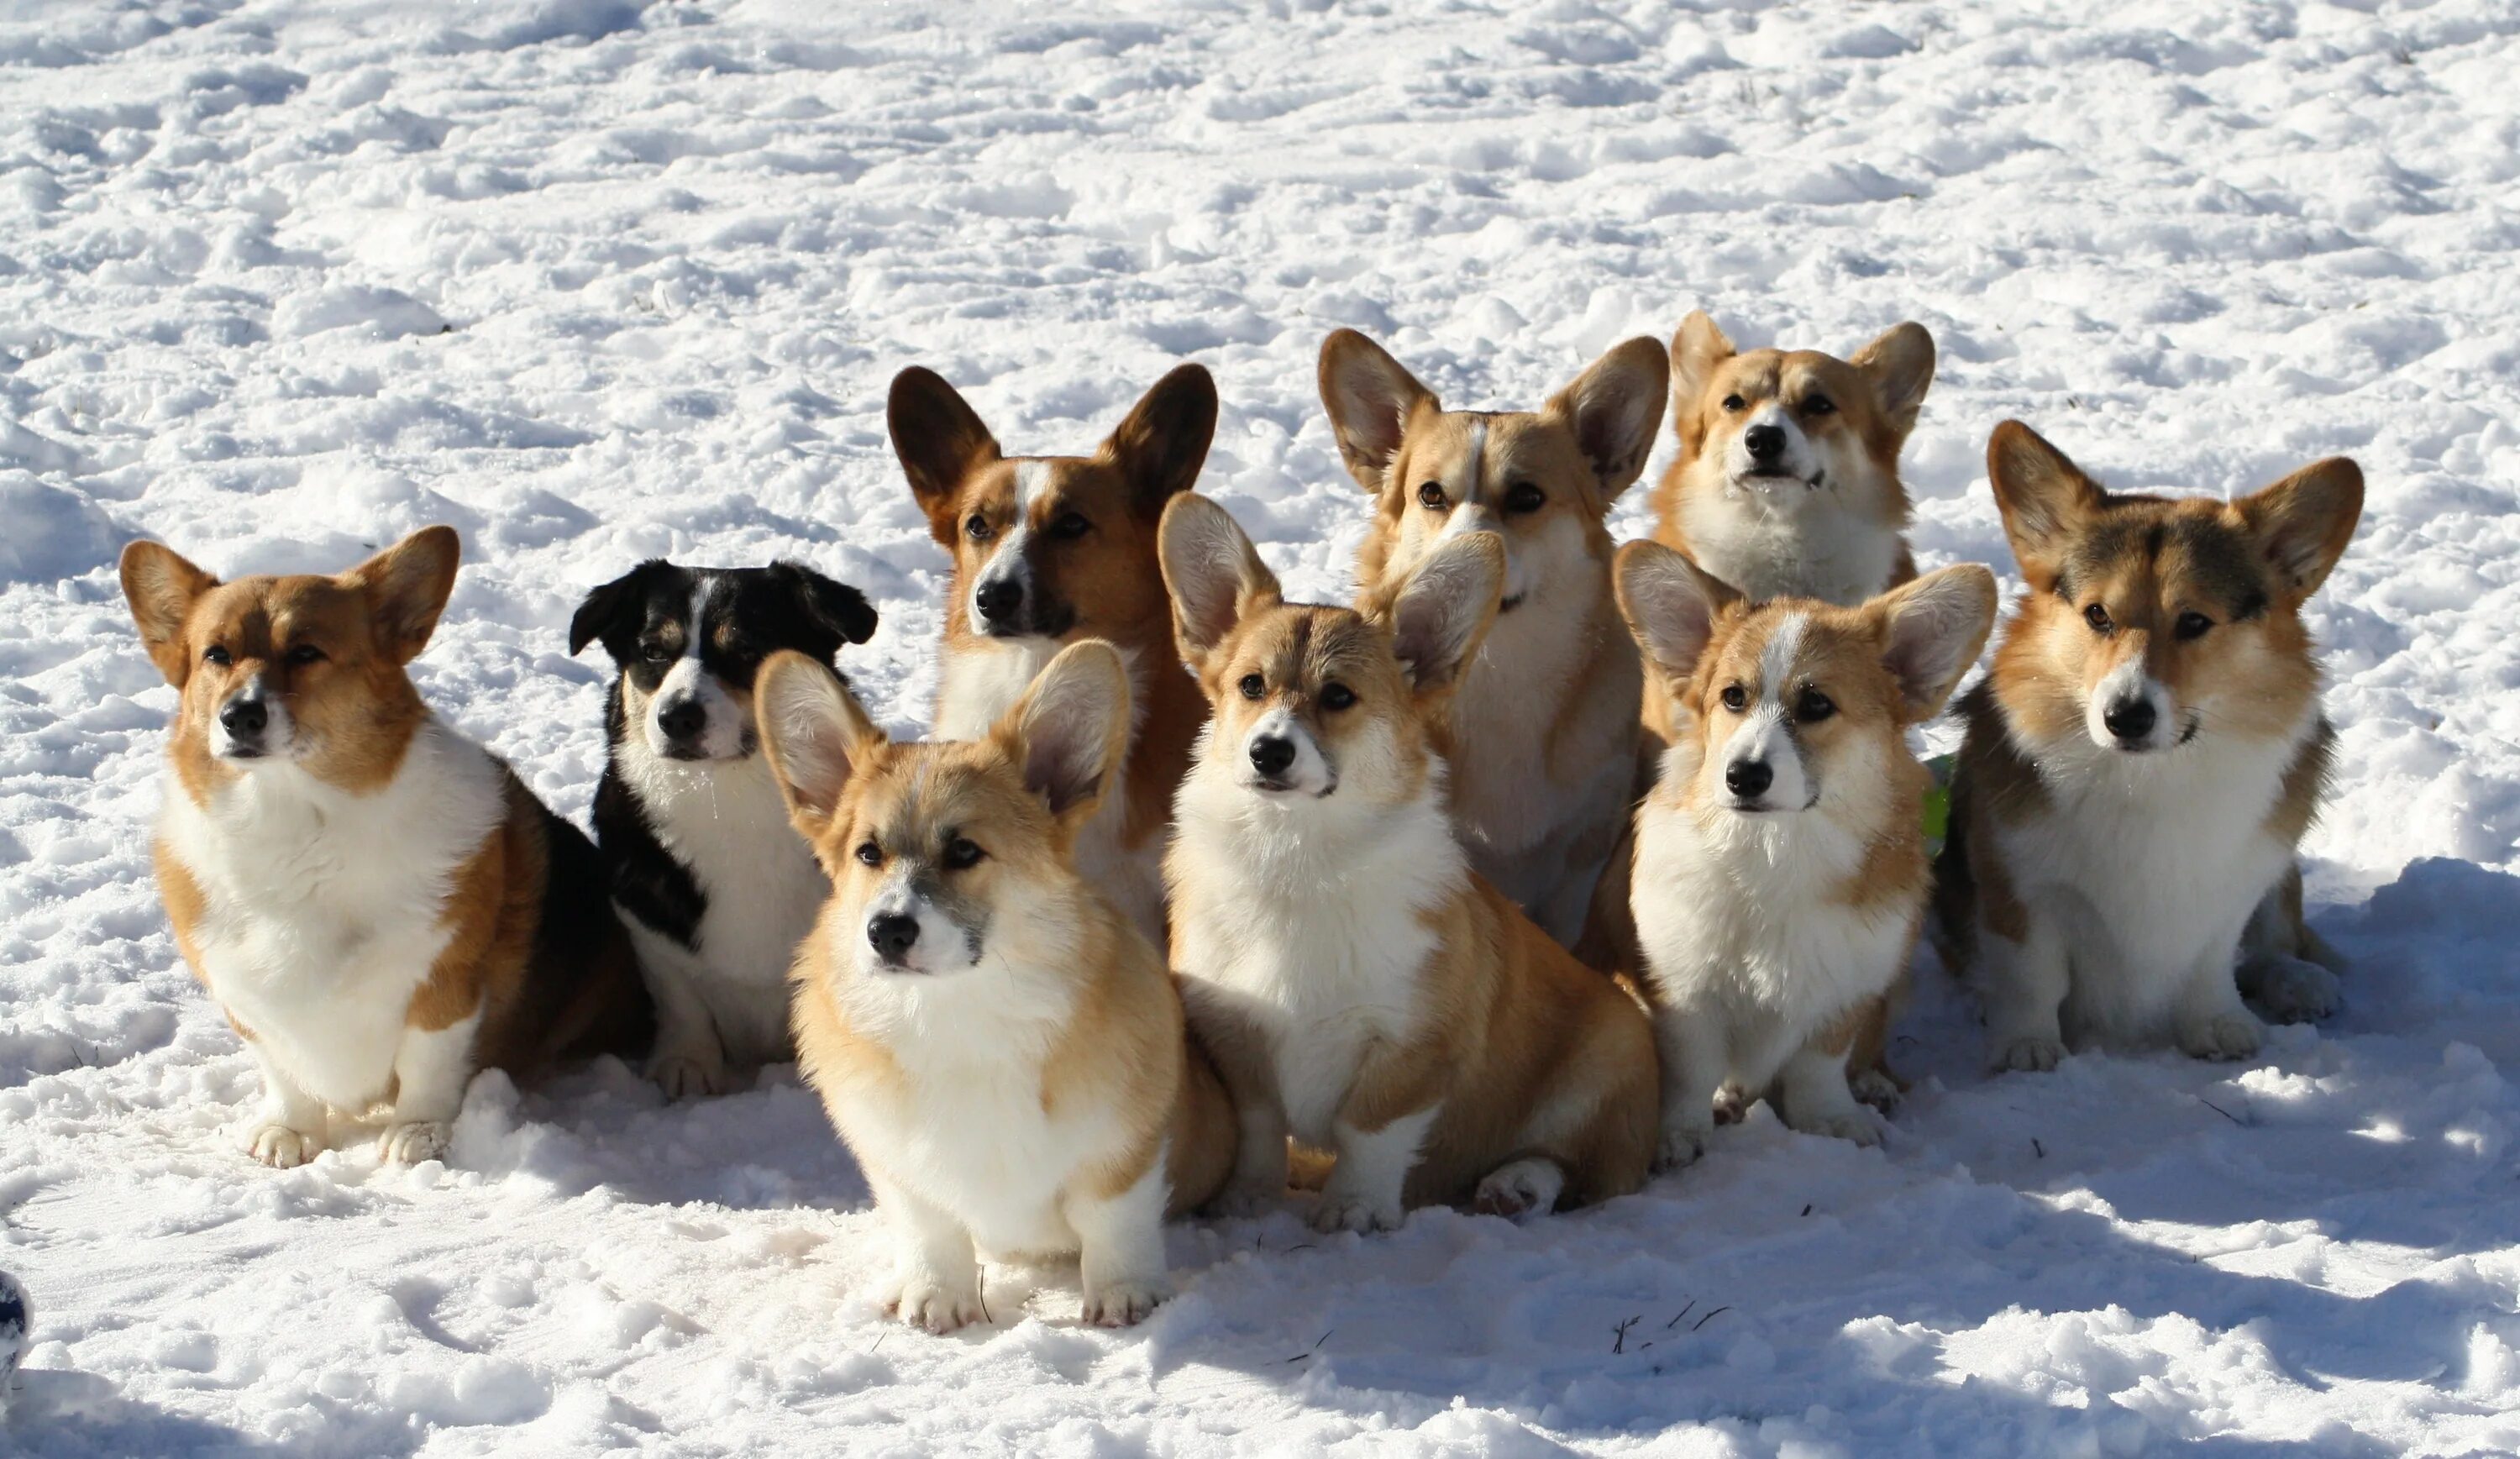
(2176, 611), (2213, 641)
(1803, 394), (1835, 417)
(2083, 604), (2113, 633)
(1417, 481), (1446, 510)
(1719, 684), (1748, 712)
(854, 841), (882, 867)
(1503, 482), (1544, 514)
(1319, 682), (1357, 711)
(1238, 673), (1264, 701)
(943, 837), (984, 870)
(963, 513), (994, 542)
(285, 644), (325, 667)
(640, 642), (673, 664)
(202, 645), (232, 667)
(1796, 688), (1835, 722)
(1049, 512), (1090, 540)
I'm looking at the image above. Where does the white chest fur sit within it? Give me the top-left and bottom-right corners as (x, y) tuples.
(618, 743), (827, 1063)
(1169, 770), (1460, 1144)
(159, 718), (505, 1113)
(1680, 477), (1901, 607)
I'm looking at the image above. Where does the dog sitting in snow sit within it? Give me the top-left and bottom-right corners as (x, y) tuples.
(123, 528), (648, 1168)
(1317, 328), (1666, 945)
(1936, 422), (2363, 1068)
(759, 642), (1235, 1332)
(569, 559), (877, 1099)
(1159, 493), (1656, 1231)
(889, 363), (1217, 948)
(1615, 543), (1996, 1164)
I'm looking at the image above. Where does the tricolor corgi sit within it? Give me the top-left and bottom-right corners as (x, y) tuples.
(122, 528), (648, 1168)
(1318, 329), (1667, 945)
(758, 642), (1235, 1332)
(1936, 422), (2362, 1068)
(1616, 544), (1995, 1165)
(890, 364), (1217, 947)
(1159, 494), (1656, 1231)
(569, 559), (878, 1099)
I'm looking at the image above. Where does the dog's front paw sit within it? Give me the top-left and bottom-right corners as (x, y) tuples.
(1790, 1108), (1885, 1148)
(246, 1122), (323, 1169)
(1309, 1191), (1403, 1235)
(1992, 1036), (2066, 1073)
(1848, 1067), (1902, 1113)
(2246, 955), (2342, 1025)
(2179, 1012), (2264, 1063)
(648, 1051), (732, 1101)
(1711, 1082), (1753, 1126)
(1205, 1182), (1282, 1220)
(377, 1120), (451, 1166)
(1472, 1157), (1566, 1220)
(1082, 1277), (1169, 1327)
(889, 1274), (989, 1335)
(1654, 1120), (1712, 1173)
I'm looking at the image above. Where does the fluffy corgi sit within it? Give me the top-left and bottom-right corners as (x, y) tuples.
(122, 528), (648, 1168)
(1936, 422), (2363, 1068)
(569, 559), (878, 1099)
(1159, 494), (1656, 1231)
(1616, 544), (1995, 1164)
(890, 364), (1216, 947)
(758, 642), (1235, 1332)
(1318, 329), (1666, 944)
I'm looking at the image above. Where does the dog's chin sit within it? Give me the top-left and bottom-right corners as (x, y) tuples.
(979, 608), (1077, 642)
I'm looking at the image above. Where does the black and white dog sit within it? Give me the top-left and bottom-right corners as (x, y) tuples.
(570, 560), (879, 1098)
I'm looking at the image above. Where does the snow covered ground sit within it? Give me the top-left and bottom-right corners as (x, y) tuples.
(3, 0), (2517, 1451)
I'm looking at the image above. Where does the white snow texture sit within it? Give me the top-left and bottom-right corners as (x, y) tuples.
(3, 0), (2518, 1454)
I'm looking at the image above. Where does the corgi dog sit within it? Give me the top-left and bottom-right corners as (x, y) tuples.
(1616, 543), (1996, 1165)
(1936, 422), (2363, 1068)
(890, 364), (1217, 947)
(1318, 329), (1667, 945)
(569, 559), (878, 1099)
(1158, 493), (1656, 1232)
(122, 528), (648, 1168)
(758, 642), (1235, 1333)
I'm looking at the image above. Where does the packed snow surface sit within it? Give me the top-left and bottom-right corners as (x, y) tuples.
(4, 0), (2519, 1453)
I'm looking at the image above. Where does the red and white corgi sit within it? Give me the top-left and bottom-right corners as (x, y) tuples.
(122, 528), (648, 1168)
(759, 642), (1235, 1333)
(890, 365), (1216, 947)
(1936, 422), (2363, 1068)
(1159, 493), (1656, 1231)
(1616, 545), (1995, 1165)
(1319, 329), (1667, 944)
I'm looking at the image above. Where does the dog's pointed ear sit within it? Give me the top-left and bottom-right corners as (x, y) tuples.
(1986, 421), (2107, 590)
(1668, 311), (1736, 420)
(889, 367), (1003, 544)
(1614, 540), (1735, 687)
(1319, 329), (1439, 495)
(1851, 322), (1935, 440)
(344, 526), (460, 665)
(1869, 564), (1998, 722)
(1159, 493), (1280, 673)
(2234, 458), (2363, 606)
(1546, 335), (1668, 502)
(1374, 530), (1504, 699)
(569, 561), (662, 659)
(755, 649), (885, 846)
(1100, 364), (1218, 518)
(997, 640), (1131, 825)
(120, 541), (219, 687)
(769, 560), (879, 652)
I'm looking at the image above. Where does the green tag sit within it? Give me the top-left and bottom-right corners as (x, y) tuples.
(1921, 753), (1956, 858)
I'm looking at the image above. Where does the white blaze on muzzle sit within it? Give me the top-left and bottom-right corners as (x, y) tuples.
(1717, 612), (1817, 812)
(2087, 653), (2179, 753)
(211, 669), (292, 760)
(858, 870), (976, 976)
(1726, 401), (1822, 491)
(643, 585), (751, 761)
(968, 459), (1049, 632)
(1242, 706), (1336, 797)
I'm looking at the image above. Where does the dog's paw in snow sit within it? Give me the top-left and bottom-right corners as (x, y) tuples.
(1309, 1191), (1403, 1235)
(648, 1050), (732, 1101)
(246, 1122), (323, 1168)
(1654, 1120), (1711, 1173)
(377, 1120), (451, 1166)
(2178, 1011), (2264, 1063)
(2244, 954), (2342, 1025)
(890, 1275), (989, 1335)
(1472, 1157), (1566, 1220)
(1848, 1066), (1902, 1112)
(1788, 1107), (1885, 1148)
(1992, 1035), (2066, 1073)
(1082, 1278), (1168, 1327)
(1710, 1082), (1753, 1125)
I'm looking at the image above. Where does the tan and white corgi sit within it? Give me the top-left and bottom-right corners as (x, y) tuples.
(1158, 493), (1656, 1232)
(1936, 422), (2363, 1068)
(1318, 330), (1667, 945)
(1616, 544), (1995, 1165)
(759, 642), (1235, 1333)
(890, 365), (1216, 947)
(121, 528), (648, 1169)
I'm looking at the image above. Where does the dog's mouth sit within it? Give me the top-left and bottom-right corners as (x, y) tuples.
(1740, 466), (1826, 491)
(980, 606), (1078, 641)
(1248, 774), (1337, 800)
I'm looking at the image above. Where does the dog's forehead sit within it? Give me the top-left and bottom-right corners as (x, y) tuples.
(1235, 604), (1379, 678)
(969, 455), (1122, 515)
(198, 575), (361, 640)
(2065, 502), (2266, 610)
(861, 742), (1029, 837)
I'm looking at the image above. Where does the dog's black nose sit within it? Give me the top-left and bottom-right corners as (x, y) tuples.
(868, 913), (920, 961)
(1744, 424), (1786, 461)
(1725, 759), (1773, 799)
(2103, 697), (2158, 743)
(1248, 736), (1297, 779)
(219, 696), (267, 737)
(656, 697), (706, 743)
(975, 577), (1023, 625)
